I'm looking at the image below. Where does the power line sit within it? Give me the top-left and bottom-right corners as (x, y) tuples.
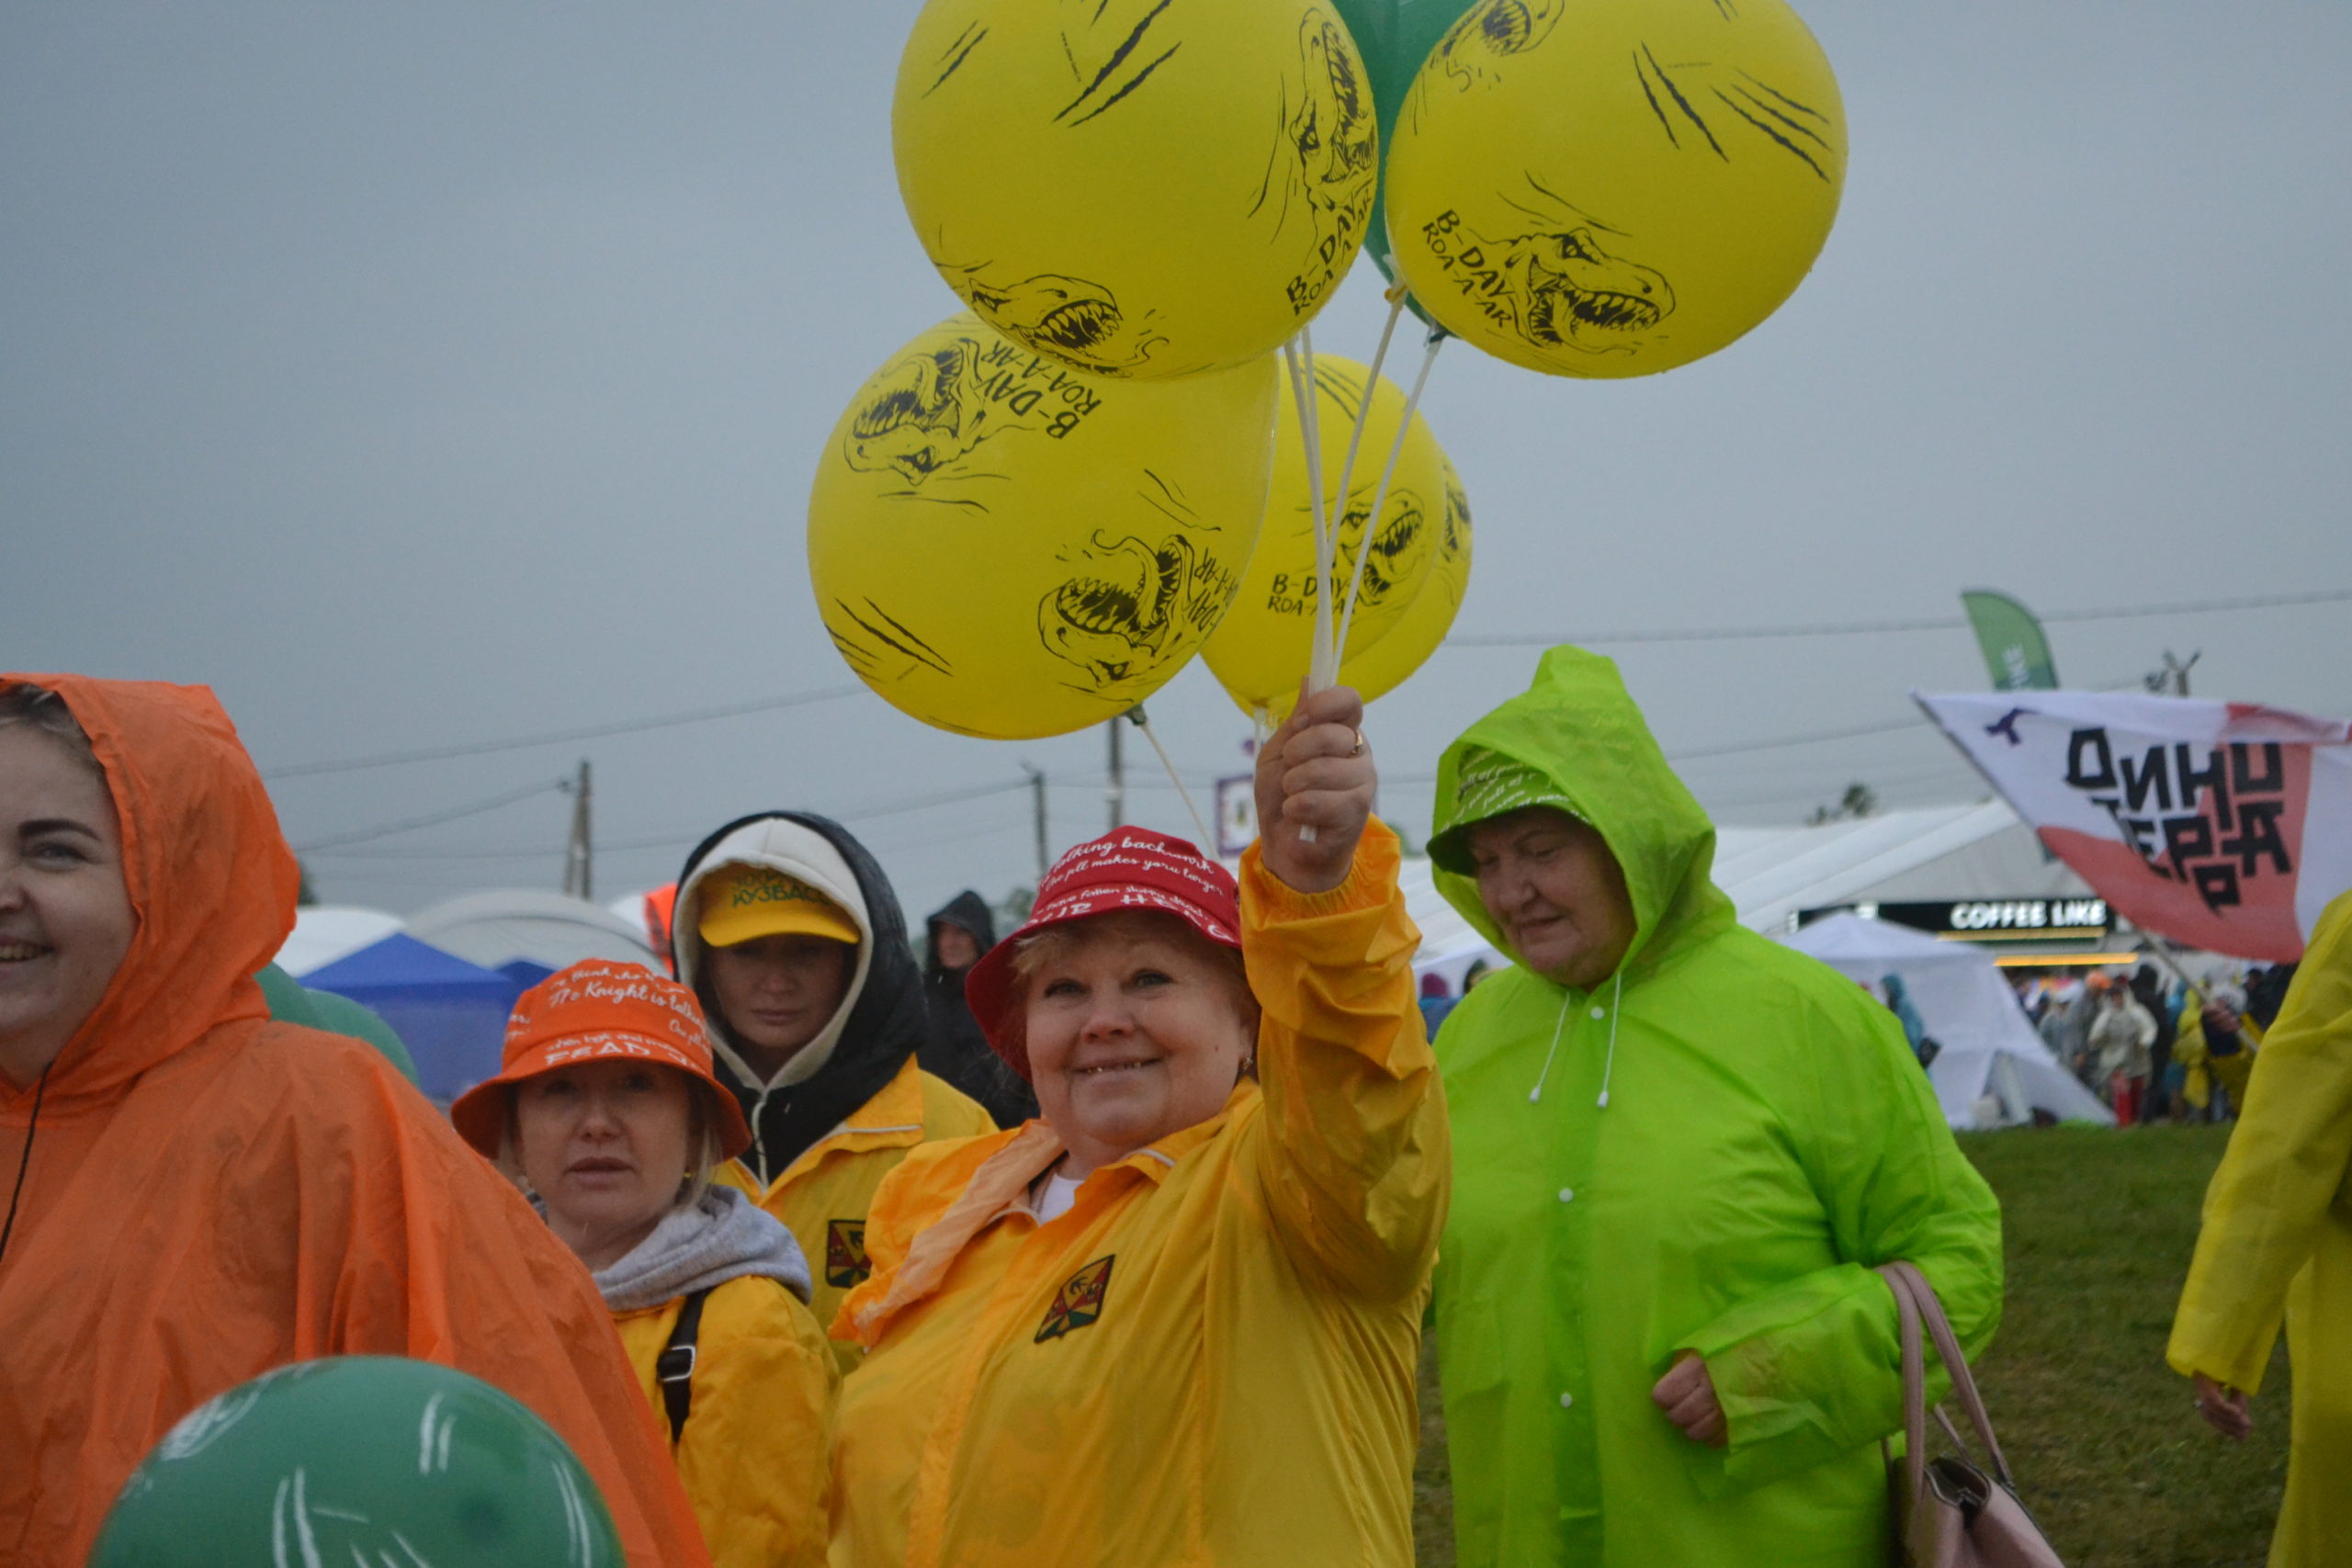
(1448, 587), (2352, 649)
(292, 778), (564, 852)
(261, 683), (867, 780)
(302, 775), (1039, 863)
(1669, 715), (1927, 761)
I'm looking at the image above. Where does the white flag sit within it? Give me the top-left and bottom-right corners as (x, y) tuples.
(1915, 690), (2352, 962)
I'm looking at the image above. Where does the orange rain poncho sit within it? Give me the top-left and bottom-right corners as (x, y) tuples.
(0, 674), (711, 1568)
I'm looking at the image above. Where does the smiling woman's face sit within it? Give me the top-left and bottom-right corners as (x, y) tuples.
(1019, 911), (1257, 1179)
(513, 1057), (695, 1269)
(0, 726), (135, 1089)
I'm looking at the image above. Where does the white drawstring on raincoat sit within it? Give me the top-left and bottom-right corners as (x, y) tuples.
(1528, 971), (1625, 1107)
(1596, 971), (1623, 1109)
(1527, 991), (1572, 1104)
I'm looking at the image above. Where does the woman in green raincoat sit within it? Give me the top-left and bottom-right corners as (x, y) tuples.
(1425, 647), (2003, 1567)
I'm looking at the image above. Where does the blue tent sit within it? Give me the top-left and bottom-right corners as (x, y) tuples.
(303, 933), (521, 1103)
(497, 958), (557, 991)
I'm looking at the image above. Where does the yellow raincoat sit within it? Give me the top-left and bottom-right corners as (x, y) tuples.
(718, 1056), (995, 1371)
(2174, 994), (2265, 1112)
(828, 826), (1446, 1568)
(2169, 888), (2352, 1567)
(614, 1276), (841, 1568)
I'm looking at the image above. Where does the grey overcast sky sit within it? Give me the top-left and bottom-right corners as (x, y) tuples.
(5, 2), (2347, 925)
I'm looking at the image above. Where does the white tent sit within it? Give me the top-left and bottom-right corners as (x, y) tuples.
(405, 889), (659, 974)
(1781, 913), (2112, 1132)
(275, 906), (404, 978)
(1717, 801), (2080, 933)
(1397, 856), (1499, 991)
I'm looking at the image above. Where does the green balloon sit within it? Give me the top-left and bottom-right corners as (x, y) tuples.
(91, 1358), (625, 1568)
(1328, 0), (1480, 294)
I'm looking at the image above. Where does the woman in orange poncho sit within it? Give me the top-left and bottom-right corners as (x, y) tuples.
(0, 673), (711, 1567)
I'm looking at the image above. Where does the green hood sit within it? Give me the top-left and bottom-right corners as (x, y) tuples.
(1429, 646), (1735, 981)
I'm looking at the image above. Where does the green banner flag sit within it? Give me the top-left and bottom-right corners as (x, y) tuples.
(1960, 590), (2059, 691)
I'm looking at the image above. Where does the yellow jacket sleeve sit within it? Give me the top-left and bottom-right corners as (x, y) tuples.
(616, 1278), (841, 1568)
(2168, 892), (2352, 1393)
(1235, 820), (1450, 1303)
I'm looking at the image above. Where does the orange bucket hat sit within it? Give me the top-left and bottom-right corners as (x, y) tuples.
(449, 960), (752, 1159)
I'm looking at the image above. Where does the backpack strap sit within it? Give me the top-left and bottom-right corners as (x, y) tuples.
(655, 1288), (716, 1447)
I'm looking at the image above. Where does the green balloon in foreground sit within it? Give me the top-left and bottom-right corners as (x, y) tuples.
(90, 1357), (624, 1568)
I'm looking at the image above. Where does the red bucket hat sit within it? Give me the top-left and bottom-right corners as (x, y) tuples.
(965, 827), (1241, 1082)
(449, 959), (753, 1160)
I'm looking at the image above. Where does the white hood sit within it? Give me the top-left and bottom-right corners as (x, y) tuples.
(675, 817), (872, 1091)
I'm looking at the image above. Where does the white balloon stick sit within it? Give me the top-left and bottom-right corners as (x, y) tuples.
(1334, 329), (1445, 666)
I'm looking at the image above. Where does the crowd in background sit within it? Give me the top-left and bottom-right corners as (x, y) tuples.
(2018, 960), (2297, 1125)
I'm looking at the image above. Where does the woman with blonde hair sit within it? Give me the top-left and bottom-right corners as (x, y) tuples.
(828, 687), (1447, 1567)
(453, 959), (837, 1568)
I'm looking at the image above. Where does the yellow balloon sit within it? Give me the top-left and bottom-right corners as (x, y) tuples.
(808, 313), (1276, 739)
(1202, 355), (1444, 719)
(893, 0), (1377, 380)
(1384, 0), (1845, 378)
(1344, 451), (1472, 707)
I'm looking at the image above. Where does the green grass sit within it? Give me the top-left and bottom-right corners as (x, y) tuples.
(1412, 1124), (2290, 1566)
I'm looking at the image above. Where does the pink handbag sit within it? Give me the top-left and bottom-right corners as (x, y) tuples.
(1877, 1261), (2065, 1568)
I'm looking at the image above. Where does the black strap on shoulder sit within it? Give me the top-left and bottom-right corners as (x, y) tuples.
(655, 1288), (715, 1446)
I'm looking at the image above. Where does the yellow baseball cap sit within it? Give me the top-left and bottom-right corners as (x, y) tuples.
(696, 864), (862, 949)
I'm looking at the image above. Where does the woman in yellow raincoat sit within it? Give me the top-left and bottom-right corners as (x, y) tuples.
(453, 960), (837, 1568)
(2173, 981), (2265, 1116)
(2169, 887), (2352, 1567)
(669, 811), (997, 1370)
(828, 687), (1447, 1568)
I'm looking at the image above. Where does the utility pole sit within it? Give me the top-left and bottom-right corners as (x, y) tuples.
(1105, 718), (1125, 831)
(2144, 649), (2200, 697)
(562, 758), (594, 899)
(1023, 763), (1048, 879)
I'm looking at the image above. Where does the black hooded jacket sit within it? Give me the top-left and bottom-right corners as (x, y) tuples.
(922, 890), (1039, 1129)
(673, 811), (935, 1185)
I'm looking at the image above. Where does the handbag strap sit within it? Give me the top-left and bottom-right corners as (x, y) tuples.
(1886, 1258), (1930, 1512)
(1877, 1261), (2016, 1486)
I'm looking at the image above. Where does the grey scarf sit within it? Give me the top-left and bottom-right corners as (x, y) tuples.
(591, 1186), (813, 1314)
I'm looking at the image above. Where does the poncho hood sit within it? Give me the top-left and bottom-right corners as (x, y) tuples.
(922, 889), (997, 979)
(0, 674), (715, 1568)
(0, 673), (297, 1114)
(672, 811), (932, 1181)
(1427, 646), (1736, 987)
(592, 1185), (814, 1313)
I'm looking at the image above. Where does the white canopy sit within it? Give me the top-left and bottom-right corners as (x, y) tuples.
(1718, 801), (2058, 933)
(404, 889), (658, 973)
(274, 906), (404, 978)
(1397, 855), (1499, 991)
(1781, 912), (2112, 1132)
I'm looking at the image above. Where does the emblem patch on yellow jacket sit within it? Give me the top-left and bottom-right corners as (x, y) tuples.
(826, 1220), (870, 1289)
(1035, 1255), (1116, 1343)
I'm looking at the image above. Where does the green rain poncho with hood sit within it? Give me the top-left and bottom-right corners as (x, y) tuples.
(1426, 649), (2003, 1567)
